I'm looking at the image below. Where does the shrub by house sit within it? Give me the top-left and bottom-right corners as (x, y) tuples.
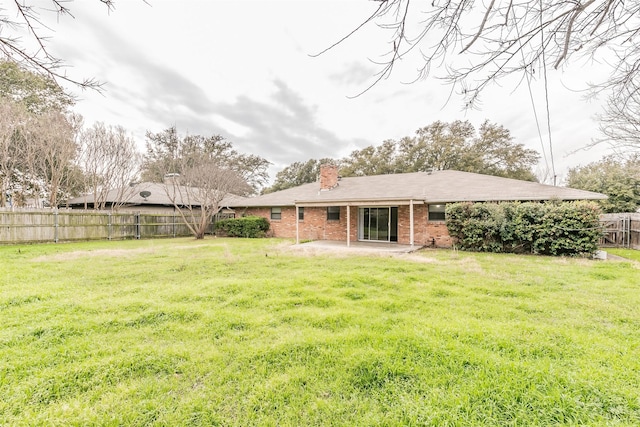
(215, 216), (270, 238)
(446, 201), (603, 256)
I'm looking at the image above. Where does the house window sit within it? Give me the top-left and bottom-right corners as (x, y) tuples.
(428, 204), (446, 221)
(327, 206), (340, 221)
(298, 207), (304, 221)
(270, 207), (282, 220)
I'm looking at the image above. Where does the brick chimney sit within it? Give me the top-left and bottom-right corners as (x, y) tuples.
(319, 164), (339, 191)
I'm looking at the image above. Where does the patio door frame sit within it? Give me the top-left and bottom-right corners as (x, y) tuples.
(358, 206), (398, 242)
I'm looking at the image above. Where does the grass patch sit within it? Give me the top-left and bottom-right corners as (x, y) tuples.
(1, 238), (639, 426)
(607, 247), (640, 262)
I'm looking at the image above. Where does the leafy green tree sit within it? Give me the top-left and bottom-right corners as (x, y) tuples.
(567, 155), (640, 213)
(142, 126), (271, 193)
(396, 120), (475, 173)
(339, 139), (399, 176)
(268, 121), (538, 191)
(341, 120), (539, 180)
(0, 60), (74, 114)
(263, 158), (335, 193)
(470, 121), (539, 180)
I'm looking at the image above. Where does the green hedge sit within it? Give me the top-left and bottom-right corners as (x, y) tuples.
(446, 201), (603, 256)
(215, 216), (270, 238)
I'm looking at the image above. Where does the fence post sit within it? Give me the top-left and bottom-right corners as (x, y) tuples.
(108, 211), (112, 240)
(54, 209), (59, 243)
(135, 212), (141, 239)
(625, 215), (631, 248)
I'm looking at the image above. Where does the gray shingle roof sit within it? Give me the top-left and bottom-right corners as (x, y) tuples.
(66, 182), (247, 208)
(232, 170), (607, 207)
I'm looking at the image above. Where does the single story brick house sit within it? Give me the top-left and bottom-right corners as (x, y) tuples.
(65, 182), (243, 217)
(229, 165), (607, 247)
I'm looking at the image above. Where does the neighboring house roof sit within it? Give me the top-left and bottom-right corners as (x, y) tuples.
(232, 170), (607, 207)
(65, 182), (247, 208)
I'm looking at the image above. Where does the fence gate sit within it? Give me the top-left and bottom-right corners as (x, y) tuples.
(600, 213), (640, 249)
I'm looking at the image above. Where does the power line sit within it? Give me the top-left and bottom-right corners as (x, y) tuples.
(513, 6), (550, 181)
(540, 0), (557, 186)
(523, 64), (549, 176)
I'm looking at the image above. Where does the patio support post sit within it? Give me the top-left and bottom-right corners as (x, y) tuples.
(346, 205), (351, 247)
(409, 200), (414, 247)
(295, 205), (299, 244)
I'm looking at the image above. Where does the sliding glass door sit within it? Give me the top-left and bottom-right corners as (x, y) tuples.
(359, 207), (398, 242)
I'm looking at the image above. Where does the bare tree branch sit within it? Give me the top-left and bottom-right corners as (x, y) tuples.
(163, 164), (251, 239)
(309, 0), (389, 58)
(76, 122), (141, 211)
(554, 0), (596, 69)
(1, 1), (118, 92)
(320, 0), (640, 118)
(460, 0), (496, 53)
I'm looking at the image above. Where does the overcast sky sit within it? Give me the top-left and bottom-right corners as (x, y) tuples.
(35, 0), (615, 184)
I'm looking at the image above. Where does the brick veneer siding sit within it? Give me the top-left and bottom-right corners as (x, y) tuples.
(397, 204), (427, 245)
(239, 206), (349, 241)
(239, 204), (453, 247)
(425, 221), (452, 247)
(396, 204), (452, 247)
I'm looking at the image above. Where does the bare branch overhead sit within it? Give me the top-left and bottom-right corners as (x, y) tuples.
(1, 1), (117, 91)
(319, 0), (639, 111)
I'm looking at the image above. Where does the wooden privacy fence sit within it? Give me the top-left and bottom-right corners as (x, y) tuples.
(0, 209), (202, 244)
(599, 213), (640, 249)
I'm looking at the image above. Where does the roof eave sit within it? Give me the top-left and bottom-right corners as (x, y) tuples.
(233, 194), (607, 208)
(295, 197), (426, 207)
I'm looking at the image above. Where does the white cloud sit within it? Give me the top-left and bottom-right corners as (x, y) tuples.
(36, 0), (615, 184)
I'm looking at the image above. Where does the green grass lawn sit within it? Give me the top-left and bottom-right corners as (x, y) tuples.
(1, 238), (639, 426)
